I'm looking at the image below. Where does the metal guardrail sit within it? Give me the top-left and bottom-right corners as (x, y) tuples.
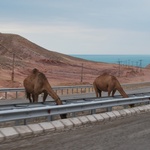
(0, 85), (94, 99)
(1, 82), (150, 99)
(0, 93), (150, 125)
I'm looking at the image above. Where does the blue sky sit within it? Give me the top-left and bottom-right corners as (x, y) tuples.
(1, 0), (150, 54)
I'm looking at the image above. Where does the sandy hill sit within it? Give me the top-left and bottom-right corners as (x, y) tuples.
(0, 33), (83, 68)
(0, 33), (150, 88)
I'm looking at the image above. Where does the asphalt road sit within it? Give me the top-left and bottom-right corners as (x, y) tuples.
(0, 112), (150, 150)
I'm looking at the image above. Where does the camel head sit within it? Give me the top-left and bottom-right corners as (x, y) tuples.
(60, 113), (67, 119)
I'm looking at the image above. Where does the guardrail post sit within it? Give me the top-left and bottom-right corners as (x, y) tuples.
(15, 120), (19, 126)
(77, 88), (78, 93)
(92, 87), (94, 92)
(91, 109), (96, 114)
(123, 105), (128, 109)
(47, 115), (52, 121)
(15, 119), (28, 125)
(24, 119), (27, 125)
(61, 89), (63, 95)
(71, 112), (76, 117)
(16, 92), (18, 99)
(144, 101), (149, 105)
(107, 107), (112, 112)
(5, 92), (7, 99)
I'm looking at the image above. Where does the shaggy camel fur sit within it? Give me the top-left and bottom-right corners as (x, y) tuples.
(23, 68), (66, 119)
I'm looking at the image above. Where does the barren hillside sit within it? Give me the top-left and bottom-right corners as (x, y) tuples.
(0, 33), (150, 88)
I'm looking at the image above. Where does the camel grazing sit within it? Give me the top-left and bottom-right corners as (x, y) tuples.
(93, 73), (134, 107)
(23, 68), (67, 119)
(93, 73), (128, 98)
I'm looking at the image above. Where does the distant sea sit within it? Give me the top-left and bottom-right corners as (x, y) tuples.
(71, 55), (150, 68)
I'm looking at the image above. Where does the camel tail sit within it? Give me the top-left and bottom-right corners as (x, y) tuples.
(24, 90), (32, 103)
(118, 87), (128, 98)
(93, 81), (99, 97)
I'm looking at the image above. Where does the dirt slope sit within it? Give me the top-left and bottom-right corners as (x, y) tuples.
(0, 33), (150, 88)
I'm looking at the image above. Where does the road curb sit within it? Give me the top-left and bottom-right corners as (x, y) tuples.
(0, 104), (150, 143)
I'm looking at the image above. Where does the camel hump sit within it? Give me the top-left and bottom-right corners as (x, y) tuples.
(111, 75), (117, 80)
(32, 68), (39, 74)
(102, 72), (109, 76)
(36, 72), (49, 88)
(38, 72), (47, 80)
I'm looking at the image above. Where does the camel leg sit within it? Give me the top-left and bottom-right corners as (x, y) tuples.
(98, 90), (102, 97)
(26, 92), (32, 103)
(28, 94), (33, 103)
(108, 90), (111, 97)
(33, 94), (39, 103)
(96, 91), (99, 97)
(43, 92), (48, 103)
(94, 89), (99, 97)
(112, 89), (116, 97)
(31, 94), (35, 103)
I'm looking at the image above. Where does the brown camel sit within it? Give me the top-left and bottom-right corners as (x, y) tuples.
(23, 68), (67, 119)
(93, 73), (134, 107)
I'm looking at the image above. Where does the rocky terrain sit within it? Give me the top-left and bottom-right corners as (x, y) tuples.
(0, 33), (150, 88)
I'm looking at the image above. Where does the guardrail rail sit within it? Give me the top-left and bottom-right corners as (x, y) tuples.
(0, 92), (150, 126)
(1, 81), (150, 100)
